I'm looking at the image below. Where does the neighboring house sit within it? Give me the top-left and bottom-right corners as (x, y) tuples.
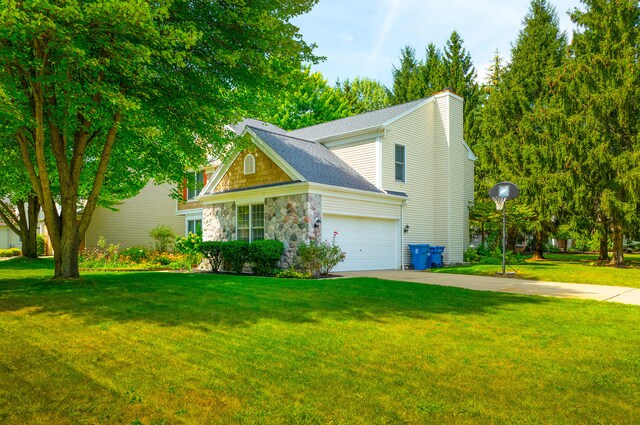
(197, 90), (475, 270)
(0, 221), (23, 250)
(85, 181), (186, 248)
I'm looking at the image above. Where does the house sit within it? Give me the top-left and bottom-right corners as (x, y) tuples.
(197, 90), (475, 270)
(0, 221), (23, 250)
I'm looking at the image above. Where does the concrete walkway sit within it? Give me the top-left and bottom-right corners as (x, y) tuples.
(338, 270), (640, 306)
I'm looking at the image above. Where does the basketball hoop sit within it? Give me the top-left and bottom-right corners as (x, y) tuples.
(488, 181), (520, 275)
(492, 196), (506, 211)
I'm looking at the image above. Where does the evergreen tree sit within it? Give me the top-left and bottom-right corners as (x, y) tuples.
(417, 43), (445, 98)
(476, 0), (567, 259)
(391, 45), (423, 104)
(442, 31), (481, 142)
(484, 49), (505, 94)
(335, 77), (391, 115)
(555, 0), (640, 265)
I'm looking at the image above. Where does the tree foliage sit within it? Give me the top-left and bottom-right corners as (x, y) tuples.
(263, 67), (350, 130)
(476, 0), (567, 259)
(335, 77), (391, 115)
(554, 0), (640, 265)
(0, 0), (318, 277)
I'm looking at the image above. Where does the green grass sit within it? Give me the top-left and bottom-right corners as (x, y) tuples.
(1, 258), (639, 424)
(433, 252), (640, 288)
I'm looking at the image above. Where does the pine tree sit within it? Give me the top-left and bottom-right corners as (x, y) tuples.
(476, 0), (567, 259)
(417, 43), (445, 98)
(442, 31), (481, 144)
(555, 0), (640, 265)
(391, 45), (423, 104)
(335, 77), (391, 114)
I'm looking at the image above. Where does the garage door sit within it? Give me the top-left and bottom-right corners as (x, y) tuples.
(322, 214), (399, 272)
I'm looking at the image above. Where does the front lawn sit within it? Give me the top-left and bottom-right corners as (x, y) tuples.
(1, 258), (639, 423)
(433, 252), (640, 288)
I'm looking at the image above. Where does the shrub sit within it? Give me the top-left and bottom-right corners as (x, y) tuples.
(121, 246), (150, 263)
(248, 239), (285, 275)
(220, 240), (250, 273)
(0, 248), (21, 257)
(298, 232), (345, 277)
(36, 234), (45, 256)
(464, 247), (480, 263)
(274, 267), (312, 279)
(149, 225), (177, 252)
(175, 232), (202, 254)
(198, 241), (224, 272)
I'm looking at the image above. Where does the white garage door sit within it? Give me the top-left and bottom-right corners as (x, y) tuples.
(322, 214), (399, 272)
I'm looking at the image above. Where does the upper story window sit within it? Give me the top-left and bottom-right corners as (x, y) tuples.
(244, 154), (256, 175)
(395, 144), (406, 182)
(237, 204), (264, 242)
(187, 170), (205, 201)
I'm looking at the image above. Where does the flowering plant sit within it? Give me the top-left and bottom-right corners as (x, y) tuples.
(298, 231), (346, 276)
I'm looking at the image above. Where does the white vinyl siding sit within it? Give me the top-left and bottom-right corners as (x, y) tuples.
(322, 196), (401, 220)
(0, 227), (22, 250)
(86, 181), (185, 249)
(329, 140), (378, 186)
(381, 94), (467, 265)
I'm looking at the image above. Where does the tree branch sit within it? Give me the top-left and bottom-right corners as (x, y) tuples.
(78, 111), (122, 236)
(0, 200), (21, 235)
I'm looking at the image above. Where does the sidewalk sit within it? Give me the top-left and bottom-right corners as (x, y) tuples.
(338, 270), (640, 306)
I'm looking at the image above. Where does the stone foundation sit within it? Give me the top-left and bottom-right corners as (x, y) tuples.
(264, 193), (322, 268)
(202, 201), (236, 241)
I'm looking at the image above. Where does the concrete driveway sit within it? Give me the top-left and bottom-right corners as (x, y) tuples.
(338, 270), (640, 306)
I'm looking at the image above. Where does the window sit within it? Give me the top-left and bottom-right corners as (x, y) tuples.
(237, 204), (264, 242)
(187, 170), (205, 201)
(395, 144), (406, 182)
(244, 153), (256, 175)
(187, 219), (202, 236)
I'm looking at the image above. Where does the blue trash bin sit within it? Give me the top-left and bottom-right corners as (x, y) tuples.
(409, 244), (430, 270)
(429, 246), (445, 268)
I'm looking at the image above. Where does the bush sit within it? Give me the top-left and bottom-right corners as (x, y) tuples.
(274, 267), (312, 279)
(121, 246), (150, 263)
(220, 240), (250, 273)
(175, 232), (202, 254)
(36, 234), (45, 256)
(464, 247), (480, 263)
(198, 241), (224, 272)
(0, 248), (21, 257)
(298, 232), (346, 277)
(149, 225), (177, 252)
(248, 239), (285, 275)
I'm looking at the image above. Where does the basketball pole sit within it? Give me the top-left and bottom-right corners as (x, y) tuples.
(502, 203), (506, 275)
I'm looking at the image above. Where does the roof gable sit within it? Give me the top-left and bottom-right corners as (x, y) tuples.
(248, 127), (383, 194)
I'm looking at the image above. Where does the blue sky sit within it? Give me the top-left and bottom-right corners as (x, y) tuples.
(292, 0), (582, 88)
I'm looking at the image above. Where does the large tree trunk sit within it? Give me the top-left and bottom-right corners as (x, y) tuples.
(597, 233), (609, 261)
(54, 231), (81, 278)
(531, 230), (546, 260)
(19, 195), (41, 258)
(609, 222), (625, 266)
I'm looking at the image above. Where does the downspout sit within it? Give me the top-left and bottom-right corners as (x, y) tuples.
(400, 199), (406, 270)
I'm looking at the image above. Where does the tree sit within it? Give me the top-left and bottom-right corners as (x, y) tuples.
(0, 136), (41, 258)
(264, 67), (350, 130)
(554, 0), (640, 265)
(476, 0), (567, 259)
(0, 0), (318, 278)
(335, 77), (391, 115)
(417, 43), (445, 98)
(391, 45), (423, 104)
(442, 31), (481, 143)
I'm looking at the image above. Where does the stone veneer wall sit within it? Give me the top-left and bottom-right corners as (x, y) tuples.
(264, 194), (322, 269)
(202, 201), (236, 241)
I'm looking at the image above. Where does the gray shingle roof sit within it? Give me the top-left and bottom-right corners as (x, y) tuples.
(248, 126), (383, 194)
(231, 118), (287, 136)
(287, 98), (425, 141)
